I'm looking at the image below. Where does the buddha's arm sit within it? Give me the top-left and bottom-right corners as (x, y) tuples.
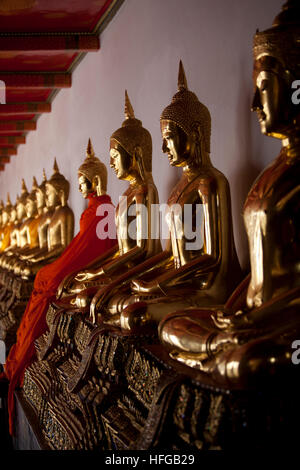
(97, 188), (159, 275)
(31, 214), (73, 264)
(17, 224), (29, 247)
(20, 245), (48, 260)
(21, 218), (49, 260)
(90, 249), (173, 318)
(75, 190), (157, 282)
(61, 209), (74, 247)
(133, 188), (220, 294)
(56, 245), (119, 298)
(30, 244), (65, 264)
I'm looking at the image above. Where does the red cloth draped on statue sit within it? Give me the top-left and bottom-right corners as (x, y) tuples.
(1, 193), (117, 434)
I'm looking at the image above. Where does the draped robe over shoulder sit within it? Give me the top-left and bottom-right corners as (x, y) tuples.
(1, 193), (117, 434)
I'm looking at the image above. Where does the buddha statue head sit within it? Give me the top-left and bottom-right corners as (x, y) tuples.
(46, 159), (70, 208)
(252, 0), (300, 140)
(160, 60), (211, 168)
(110, 90), (152, 183)
(78, 138), (107, 198)
(2, 193), (12, 226)
(0, 200), (3, 227)
(25, 176), (38, 218)
(9, 195), (17, 224)
(16, 178), (29, 221)
(35, 169), (47, 212)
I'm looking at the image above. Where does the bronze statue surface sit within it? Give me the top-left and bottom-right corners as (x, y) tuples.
(159, 0), (300, 388)
(102, 61), (242, 333)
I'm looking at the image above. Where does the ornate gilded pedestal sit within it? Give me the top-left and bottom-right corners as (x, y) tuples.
(22, 323), (299, 450)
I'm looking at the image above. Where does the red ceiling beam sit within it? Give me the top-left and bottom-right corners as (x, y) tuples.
(0, 73), (71, 89)
(0, 136), (25, 144)
(0, 164), (5, 171)
(0, 34), (100, 52)
(0, 156), (10, 164)
(0, 102), (51, 115)
(0, 121), (36, 132)
(0, 147), (17, 156)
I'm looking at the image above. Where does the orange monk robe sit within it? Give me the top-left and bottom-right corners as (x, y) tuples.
(1, 193), (117, 434)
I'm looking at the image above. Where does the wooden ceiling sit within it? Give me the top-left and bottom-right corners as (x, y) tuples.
(0, 0), (124, 171)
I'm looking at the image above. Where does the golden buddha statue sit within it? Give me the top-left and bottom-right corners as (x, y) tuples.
(0, 200), (4, 247)
(56, 91), (161, 309)
(21, 159), (74, 279)
(0, 179), (30, 270)
(158, 0), (300, 387)
(17, 177), (39, 251)
(0, 194), (16, 253)
(90, 61), (242, 331)
(17, 169), (48, 265)
(3, 177), (40, 273)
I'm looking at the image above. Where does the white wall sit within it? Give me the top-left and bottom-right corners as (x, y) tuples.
(0, 0), (283, 269)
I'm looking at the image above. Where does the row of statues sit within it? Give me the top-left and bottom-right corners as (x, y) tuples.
(0, 0), (298, 447)
(0, 163), (74, 279)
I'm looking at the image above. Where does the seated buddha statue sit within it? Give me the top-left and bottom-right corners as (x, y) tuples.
(158, 0), (300, 387)
(56, 91), (161, 310)
(1, 179), (31, 270)
(20, 159), (74, 279)
(0, 200), (4, 247)
(16, 169), (49, 265)
(1, 139), (118, 434)
(92, 61), (242, 331)
(0, 195), (14, 253)
(15, 177), (40, 252)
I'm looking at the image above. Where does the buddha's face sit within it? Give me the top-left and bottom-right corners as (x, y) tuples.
(16, 202), (25, 221)
(45, 183), (60, 208)
(78, 174), (92, 199)
(35, 189), (45, 210)
(161, 120), (193, 167)
(252, 64), (288, 138)
(110, 140), (132, 180)
(25, 198), (36, 217)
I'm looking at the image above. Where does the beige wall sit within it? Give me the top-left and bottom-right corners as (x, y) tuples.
(0, 0), (284, 268)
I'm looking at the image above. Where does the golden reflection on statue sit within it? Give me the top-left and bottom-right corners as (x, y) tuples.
(20, 159), (74, 279)
(0, 194), (18, 255)
(93, 61), (242, 331)
(2, 177), (39, 272)
(57, 91), (161, 310)
(0, 200), (4, 247)
(159, 0), (300, 387)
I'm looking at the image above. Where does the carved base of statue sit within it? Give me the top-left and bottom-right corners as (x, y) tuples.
(21, 324), (300, 450)
(0, 269), (34, 353)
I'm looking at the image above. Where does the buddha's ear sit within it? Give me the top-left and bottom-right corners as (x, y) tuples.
(92, 175), (101, 195)
(134, 146), (146, 180)
(59, 188), (65, 206)
(191, 122), (202, 144)
(133, 145), (142, 161)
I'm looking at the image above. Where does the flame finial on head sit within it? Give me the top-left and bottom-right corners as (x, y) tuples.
(6, 193), (11, 206)
(86, 138), (96, 159)
(124, 90), (135, 120)
(42, 168), (47, 181)
(32, 176), (38, 191)
(53, 158), (59, 174)
(178, 60), (188, 91)
(21, 178), (28, 194)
